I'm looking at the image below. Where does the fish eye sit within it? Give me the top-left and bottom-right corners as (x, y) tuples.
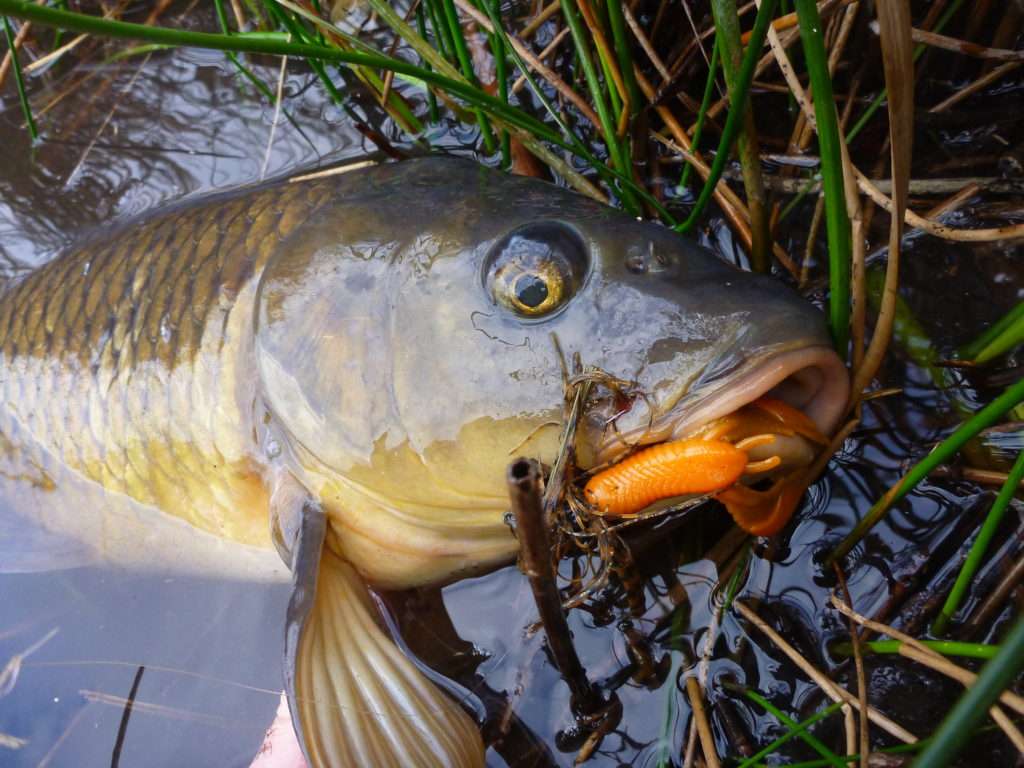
(484, 222), (588, 319)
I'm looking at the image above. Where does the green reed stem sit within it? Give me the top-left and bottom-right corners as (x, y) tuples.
(674, 0), (777, 235)
(425, 0), (455, 62)
(932, 449), (1024, 636)
(712, 0), (770, 273)
(478, 0), (510, 167)
(415, 2), (440, 123)
(0, 0), (548, 141)
(960, 301), (1024, 364)
(912, 615), (1024, 768)
(558, 0), (639, 214)
(831, 639), (999, 661)
(679, 36), (719, 192)
(733, 691), (845, 768)
(795, 0), (850, 355)
(3, 14), (36, 140)
(827, 377), (1024, 566)
(439, 0), (495, 152)
(271, 0), (424, 135)
(605, 0), (639, 118)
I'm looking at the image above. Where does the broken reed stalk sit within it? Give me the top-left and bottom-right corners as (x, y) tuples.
(506, 458), (605, 718)
(684, 676), (721, 768)
(833, 566), (868, 768)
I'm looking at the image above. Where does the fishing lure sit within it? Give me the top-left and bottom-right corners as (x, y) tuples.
(583, 398), (828, 535)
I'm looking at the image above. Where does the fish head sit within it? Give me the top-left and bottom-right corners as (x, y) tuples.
(254, 157), (848, 589)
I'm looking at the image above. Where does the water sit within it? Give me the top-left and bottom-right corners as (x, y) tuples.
(1, 10), (1022, 768)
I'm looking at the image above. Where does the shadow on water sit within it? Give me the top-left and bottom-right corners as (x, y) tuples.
(1, 11), (1022, 768)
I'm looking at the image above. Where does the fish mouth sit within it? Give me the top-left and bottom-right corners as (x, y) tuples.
(590, 345), (849, 466)
(582, 345), (849, 535)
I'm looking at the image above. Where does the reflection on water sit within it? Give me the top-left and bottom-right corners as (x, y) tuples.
(1, 13), (1022, 768)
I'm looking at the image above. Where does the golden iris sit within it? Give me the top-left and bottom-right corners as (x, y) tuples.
(494, 261), (566, 316)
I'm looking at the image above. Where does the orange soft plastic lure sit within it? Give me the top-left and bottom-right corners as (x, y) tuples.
(583, 438), (748, 516)
(583, 397), (825, 535)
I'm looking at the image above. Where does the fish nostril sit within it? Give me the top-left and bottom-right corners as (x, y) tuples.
(625, 252), (647, 274)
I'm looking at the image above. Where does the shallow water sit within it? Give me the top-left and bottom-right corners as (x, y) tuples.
(1, 11), (1022, 768)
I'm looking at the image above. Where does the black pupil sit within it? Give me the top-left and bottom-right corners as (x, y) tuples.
(514, 274), (549, 308)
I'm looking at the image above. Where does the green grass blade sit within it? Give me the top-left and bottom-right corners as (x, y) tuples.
(438, 0), (495, 152)
(827, 376), (1024, 566)
(912, 615), (1024, 768)
(794, 0), (851, 355)
(960, 301), (1024, 363)
(673, 0), (777, 235)
(2, 14), (36, 140)
(557, 0), (639, 214)
(478, 0), (510, 167)
(734, 691), (845, 768)
(678, 36), (718, 192)
(0, 0), (554, 142)
(932, 449), (1024, 635)
(604, 0), (639, 117)
(711, 0), (770, 273)
(415, 2), (440, 123)
(831, 639), (999, 661)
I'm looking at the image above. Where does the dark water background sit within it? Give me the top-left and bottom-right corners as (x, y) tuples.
(1, 7), (1023, 767)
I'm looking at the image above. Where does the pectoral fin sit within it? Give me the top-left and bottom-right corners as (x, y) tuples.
(283, 503), (485, 768)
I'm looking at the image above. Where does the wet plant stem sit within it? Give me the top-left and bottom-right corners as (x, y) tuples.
(828, 377), (1024, 566)
(932, 449), (1024, 635)
(557, 0), (638, 213)
(438, 0), (496, 152)
(960, 300), (1024, 364)
(679, 37), (719, 193)
(794, 0), (850, 354)
(604, 0), (639, 119)
(477, 0), (510, 167)
(832, 639), (999, 661)
(506, 459), (606, 718)
(414, 2), (440, 123)
(711, 0), (770, 273)
(2, 14), (36, 140)
(912, 614), (1024, 768)
(674, 0), (777, 236)
(0, 0), (556, 142)
(727, 687), (846, 768)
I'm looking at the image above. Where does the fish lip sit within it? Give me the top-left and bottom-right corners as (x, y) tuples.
(590, 344), (849, 467)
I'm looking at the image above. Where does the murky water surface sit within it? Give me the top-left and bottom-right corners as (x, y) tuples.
(1, 10), (1022, 768)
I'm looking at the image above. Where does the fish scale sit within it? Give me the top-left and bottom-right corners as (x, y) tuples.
(0, 178), (332, 546)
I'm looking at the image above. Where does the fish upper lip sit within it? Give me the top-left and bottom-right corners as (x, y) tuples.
(591, 344), (849, 467)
